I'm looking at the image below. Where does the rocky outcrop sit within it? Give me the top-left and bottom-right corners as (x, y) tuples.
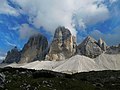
(98, 38), (107, 51)
(46, 26), (76, 61)
(106, 44), (120, 54)
(19, 34), (48, 63)
(3, 46), (21, 63)
(77, 36), (103, 58)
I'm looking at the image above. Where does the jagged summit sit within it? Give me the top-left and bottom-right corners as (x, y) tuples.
(86, 36), (95, 40)
(19, 33), (48, 63)
(45, 26), (76, 61)
(3, 26), (120, 64)
(53, 26), (71, 39)
(98, 38), (103, 45)
(98, 38), (107, 51)
(3, 46), (21, 64)
(77, 36), (103, 58)
(106, 44), (120, 54)
(81, 36), (97, 45)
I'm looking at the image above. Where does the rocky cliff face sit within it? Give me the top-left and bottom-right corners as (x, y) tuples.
(3, 26), (110, 63)
(46, 26), (76, 61)
(98, 38), (107, 51)
(3, 47), (21, 63)
(106, 44), (120, 54)
(77, 36), (103, 58)
(19, 34), (48, 63)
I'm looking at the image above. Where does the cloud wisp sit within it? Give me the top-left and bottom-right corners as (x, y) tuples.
(0, 0), (19, 16)
(19, 24), (39, 39)
(90, 26), (120, 46)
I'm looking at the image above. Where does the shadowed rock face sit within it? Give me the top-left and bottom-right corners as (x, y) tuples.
(3, 27), (112, 63)
(19, 34), (48, 63)
(98, 38), (107, 51)
(106, 44), (120, 54)
(77, 36), (103, 58)
(46, 26), (76, 61)
(3, 46), (21, 63)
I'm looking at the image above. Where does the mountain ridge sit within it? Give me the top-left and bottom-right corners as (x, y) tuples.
(2, 26), (120, 72)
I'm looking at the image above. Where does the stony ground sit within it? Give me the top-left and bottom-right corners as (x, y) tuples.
(0, 67), (120, 90)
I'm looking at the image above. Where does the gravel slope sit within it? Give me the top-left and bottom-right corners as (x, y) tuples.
(4, 54), (120, 74)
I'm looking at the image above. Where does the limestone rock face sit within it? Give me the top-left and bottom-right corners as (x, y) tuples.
(19, 34), (48, 63)
(77, 36), (103, 58)
(3, 47), (21, 63)
(98, 38), (107, 51)
(106, 44), (120, 54)
(46, 26), (76, 61)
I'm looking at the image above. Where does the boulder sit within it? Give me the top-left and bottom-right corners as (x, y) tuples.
(46, 26), (76, 61)
(3, 46), (21, 63)
(19, 34), (48, 63)
(77, 36), (103, 58)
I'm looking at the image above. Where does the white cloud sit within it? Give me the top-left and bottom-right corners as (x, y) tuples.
(12, 0), (110, 36)
(0, 0), (19, 16)
(0, 51), (6, 61)
(110, 0), (118, 4)
(5, 40), (16, 47)
(75, 4), (109, 26)
(19, 24), (38, 39)
(0, 56), (5, 60)
(90, 28), (120, 45)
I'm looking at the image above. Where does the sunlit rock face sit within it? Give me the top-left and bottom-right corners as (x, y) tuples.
(106, 44), (120, 54)
(19, 34), (48, 63)
(77, 36), (103, 58)
(98, 38), (107, 51)
(3, 46), (21, 64)
(46, 26), (76, 61)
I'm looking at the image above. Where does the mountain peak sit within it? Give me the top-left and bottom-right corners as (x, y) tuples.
(3, 46), (21, 64)
(86, 36), (92, 39)
(77, 36), (103, 58)
(98, 38), (107, 51)
(54, 26), (71, 39)
(46, 26), (76, 61)
(19, 33), (48, 63)
(85, 36), (96, 42)
(3, 26), (119, 64)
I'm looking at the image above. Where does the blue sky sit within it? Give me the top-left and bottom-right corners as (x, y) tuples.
(0, 0), (120, 60)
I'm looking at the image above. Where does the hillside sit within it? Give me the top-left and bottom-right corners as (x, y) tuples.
(0, 67), (120, 90)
